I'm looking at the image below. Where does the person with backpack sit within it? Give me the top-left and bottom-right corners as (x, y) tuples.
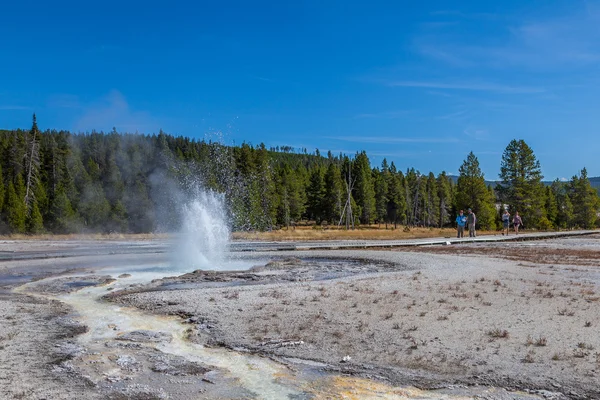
(501, 209), (511, 236)
(455, 210), (467, 238)
(467, 208), (477, 237)
(513, 212), (523, 234)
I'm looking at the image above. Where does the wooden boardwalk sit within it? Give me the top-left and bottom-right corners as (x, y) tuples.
(230, 230), (598, 252)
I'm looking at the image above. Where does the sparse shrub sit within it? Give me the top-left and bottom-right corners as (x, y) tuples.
(573, 348), (589, 358)
(558, 308), (575, 316)
(535, 337), (547, 347)
(487, 328), (510, 338)
(526, 335), (534, 346)
(522, 352), (535, 363)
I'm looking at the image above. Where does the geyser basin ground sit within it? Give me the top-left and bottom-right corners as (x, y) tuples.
(2, 236), (600, 399)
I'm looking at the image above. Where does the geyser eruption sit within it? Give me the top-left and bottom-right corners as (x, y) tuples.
(175, 187), (231, 270)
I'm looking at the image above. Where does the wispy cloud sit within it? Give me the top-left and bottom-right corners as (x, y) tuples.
(417, 5), (600, 71)
(463, 128), (489, 140)
(73, 90), (160, 133)
(353, 110), (413, 119)
(430, 10), (500, 19)
(436, 109), (468, 120)
(384, 80), (544, 93)
(327, 136), (459, 144)
(47, 94), (83, 109)
(248, 75), (274, 82)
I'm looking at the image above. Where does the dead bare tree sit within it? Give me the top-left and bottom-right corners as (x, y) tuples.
(24, 115), (40, 213)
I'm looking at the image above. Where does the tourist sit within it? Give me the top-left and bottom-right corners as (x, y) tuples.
(501, 209), (510, 236)
(467, 208), (477, 237)
(513, 212), (523, 235)
(455, 210), (467, 238)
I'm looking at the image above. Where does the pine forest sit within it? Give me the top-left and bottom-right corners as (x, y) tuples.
(0, 116), (598, 235)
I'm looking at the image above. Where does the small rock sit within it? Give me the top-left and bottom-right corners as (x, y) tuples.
(341, 355), (351, 363)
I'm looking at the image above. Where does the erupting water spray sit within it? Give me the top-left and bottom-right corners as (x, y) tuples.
(174, 186), (231, 271)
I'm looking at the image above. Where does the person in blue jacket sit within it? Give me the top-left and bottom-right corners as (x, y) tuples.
(455, 210), (467, 238)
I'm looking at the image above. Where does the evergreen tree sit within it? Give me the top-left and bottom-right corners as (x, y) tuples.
(551, 180), (574, 229)
(404, 168), (420, 226)
(306, 167), (325, 223)
(544, 186), (558, 229)
(373, 164), (389, 226)
(0, 163), (4, 214)
(497, 139), (545, 229)
(352, 152), (376, 224)
(424, 172), (439, 227)
(386, 164), (407, 227)
(323, 163), (344, 225)
(26, 200), (44, 234)
(49, 187), (77, 233)
(6, 179), (26, 233)
(455, 152), (496, 229)
(436, 171), (452, 227)
(569, 168), (599, 228)
(276, 165), (306, 228)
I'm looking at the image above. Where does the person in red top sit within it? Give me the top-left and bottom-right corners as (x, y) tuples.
(513, 212), (523, 235)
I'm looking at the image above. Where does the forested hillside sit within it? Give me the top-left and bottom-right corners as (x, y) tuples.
(1, 116), (598, 234)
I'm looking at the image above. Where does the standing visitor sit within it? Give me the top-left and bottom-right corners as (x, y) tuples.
(513, 212), (523, 235)
(501, 209), (511, 236)
(467, 208), (477, 237)
(456, 210), (467, 238)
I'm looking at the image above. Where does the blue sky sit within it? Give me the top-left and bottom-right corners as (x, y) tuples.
(1, 1), (599, 180)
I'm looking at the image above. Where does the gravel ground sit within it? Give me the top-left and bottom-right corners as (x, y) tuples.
(1, 235), (599, 399)
(0, 291), (100, 400)
(110, 242), (600, 399)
